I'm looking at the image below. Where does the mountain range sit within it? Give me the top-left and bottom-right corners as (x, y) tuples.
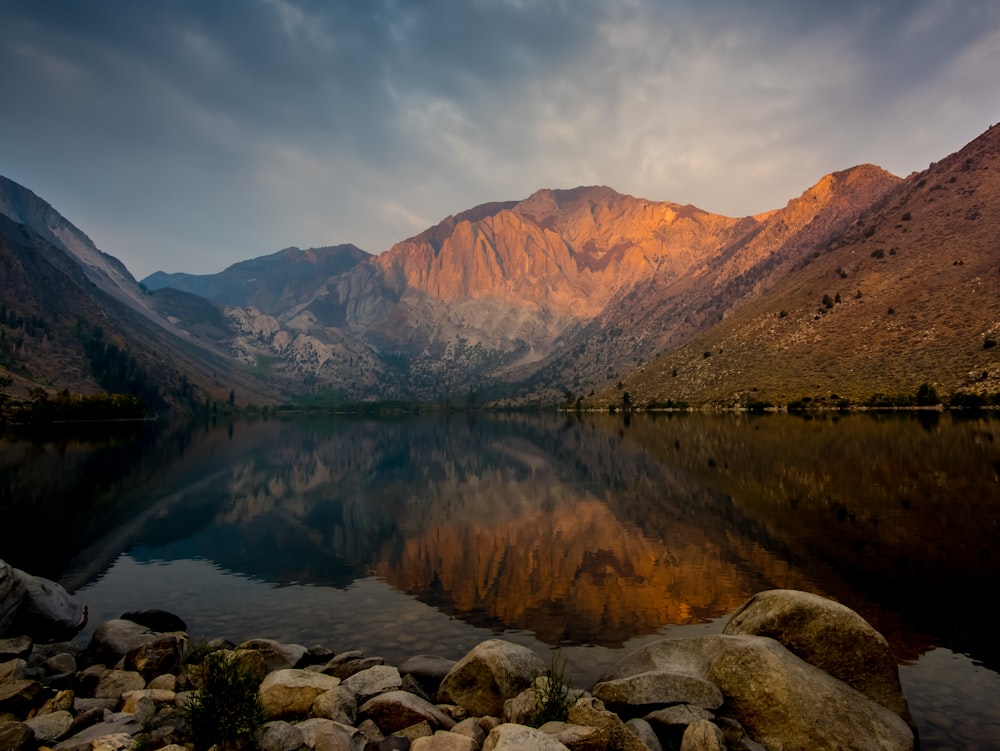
(2, 123), (998, 410)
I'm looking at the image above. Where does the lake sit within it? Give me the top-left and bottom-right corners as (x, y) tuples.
(2, 411), (999, 749)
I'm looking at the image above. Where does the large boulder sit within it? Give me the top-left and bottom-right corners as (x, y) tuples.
(723, 589), (913, 728)
(438, 639), (546, 717)
(340, 664), (402, 701)
(708, 634), (913, 751)
(592, 670), (723, 711)
(0, 562), (27, 636)
(6, 567), (86, 641)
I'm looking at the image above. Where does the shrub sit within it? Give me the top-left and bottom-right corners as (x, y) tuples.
(915, 383), (939, 407)
(871, 248), (885, 259)
(822, 294), (834, 309)
(984, 337), (997, 350)
(184, 651), (266, 751)
(531, 651), (573, 727)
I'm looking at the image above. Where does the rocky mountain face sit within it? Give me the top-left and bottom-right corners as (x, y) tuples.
(5, 123), (997, 407)
(0, 182), (282, 409)
(599, 122), (1000, 408)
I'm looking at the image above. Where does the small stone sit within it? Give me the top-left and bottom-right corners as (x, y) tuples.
(90, 732), (134, 751)
(411, 730), (480, 751)
(394, 720), (434, 742)
(125, 634), (185, 681)
(644, 704), (714, 732)
(29, 688), (74, 718)
(625, 718), (664, 751)
(360, 691), (457, 733)
(538, 721), (607, 751)
(311, 686), (357, 724)
(0, 658), (27, 684)
(236, 639), (308, 672)
(147, 674), (176, 691)
(296, 717), (365, 749)
(450, 717), (486, 746)
(357, 718), (384, 742)
(75, 664), (107, 698)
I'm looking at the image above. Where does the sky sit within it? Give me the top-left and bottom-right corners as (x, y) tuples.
(2, 1), (999, 279)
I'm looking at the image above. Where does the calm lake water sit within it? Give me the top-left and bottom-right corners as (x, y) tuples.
(2, 411), (999, 749)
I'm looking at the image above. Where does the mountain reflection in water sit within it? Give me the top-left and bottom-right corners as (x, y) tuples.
(2, 411), (999, 749)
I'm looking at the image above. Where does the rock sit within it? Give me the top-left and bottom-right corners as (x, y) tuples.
(624, 719), (663, 751)
(538, 721), (607, 751)
(502, 684), (542, 725)
(120, 689), (176, 713)
(260, 720), (306, 751)
(411, 730), (480, 751)
(707, 634), (914, 751)
(680, 720), (725, 751)
(450, 717), (486, 746)
(483, 723), (571, 751)
(713, 717), (765, 751)
(90, 733), (134, 751)
(567, 697), (648, 751)
(401, 673), (433, 702)
(438, 639), (546, 717)
(124, 633), (185, 680)
(260, 668), (342, 719)
(89, 620), (156, 665)
(0, 658), (27, 684)
(44, 652), (77, 676)
(118, 609), (187, 634)
(0, 679), (47, 716)
(592, 670), (723, 711)
(0, 562), (27, 635)
(723, 589), (914, 727)
(53, 715), (142, 751)
(23, 709), (73, 743)
(359, 690), (457, 733)
(237, 638), (308, 672)
(295, 717), (365, 750)
(94, 669), (145, 699)
(147, 673), (176, 691)
(0, 636), (31, 661)
(644, 704), (714, 735)
(30, 688), (74, 718)
(0, 719), (33, 751)
(327, 655), (385, 680)
(368, 737), (410, 751)
(341, 665), (402, 701)
(9, 568), (87, 640)
(311, 686), (358, 725)
(399, 655), (456, 695)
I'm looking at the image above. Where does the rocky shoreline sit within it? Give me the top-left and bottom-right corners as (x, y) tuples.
(1, 561), (916, 751)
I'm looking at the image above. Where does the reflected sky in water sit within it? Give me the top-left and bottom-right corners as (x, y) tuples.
(2, 411), (999, 749)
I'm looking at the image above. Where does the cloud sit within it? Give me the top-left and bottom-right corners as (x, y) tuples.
(1, 0), (999, 278)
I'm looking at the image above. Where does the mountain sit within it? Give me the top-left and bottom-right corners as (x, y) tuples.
(593, 123), (1000, 408)
(142, 244), (371, 314)
(0, 181), (284, 410)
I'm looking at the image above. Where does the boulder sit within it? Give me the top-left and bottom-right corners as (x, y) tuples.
(259, 668), (341, 719)
(592, 670), (723, 711)
(89, 620), (156, 665)
(723, 589), (913, 727)
(94, 669), (145, 699)
(644, 704), (714, 736)
(0, 636), (32, 661)
(341, 664), (402, 701)
(567, 697), (649, 751)
(259, 720), (306, 751)
(0, 562), (26, 636)
(411, 730), (481, 751)
(438, 639), (546, 717)
(23, 708), (73, 743)
(0, 720), (33, 751)
(124, 633), (185, 680)
(399, 655), (457, 695)
(90, 733), (134, 751)
(624, 719), (663, 751)
(483, 723), (571, 751)
(44, 652), (77, 676)
(52, 715), (142, 751)
(450, 717), (487, 746)
(538, 721), (607, 751)
(236, 638), (308, 672)
(30, 687), (74, 718)
(118, 609), (187, 634)
(359, 690), (457, 733)
(0, 679), (47, 716)
(311, 685), (357, 725)
(325, 654), (385, 680)
(9, 568), (87, 640)
(680, 720), (726, 751)
(295, 717), (365, 750)
(708, 634), (914, 751)
(0, 658), (27, 684)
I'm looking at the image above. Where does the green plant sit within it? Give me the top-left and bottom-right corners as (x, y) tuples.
(531, 651), (573, 727)
(184, 650), (266, 751)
